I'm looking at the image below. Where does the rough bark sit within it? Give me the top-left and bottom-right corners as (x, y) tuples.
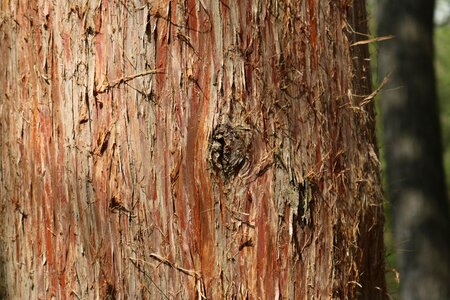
(378, 0), (450, 299)
(1, 0), (385, 298)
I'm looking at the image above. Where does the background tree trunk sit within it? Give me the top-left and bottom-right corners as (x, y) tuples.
(378, 0), (450, 299)
(1, 0), (385, 298)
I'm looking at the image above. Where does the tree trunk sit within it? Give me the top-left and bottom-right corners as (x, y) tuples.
(0, 0), (385, 298)
(378, 0), (450, 299)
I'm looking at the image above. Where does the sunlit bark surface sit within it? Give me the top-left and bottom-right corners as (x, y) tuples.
(0, 0), (385, 298)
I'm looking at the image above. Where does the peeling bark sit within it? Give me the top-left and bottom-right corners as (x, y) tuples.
(1, 0), (385, 298)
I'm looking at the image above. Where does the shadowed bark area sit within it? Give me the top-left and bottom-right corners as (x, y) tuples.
(378, 0), (450, 299)
(1, 0), (385, 298)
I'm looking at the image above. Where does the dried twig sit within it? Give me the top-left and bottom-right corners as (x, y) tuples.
(149, 253), (200, 279)
(359, 74), (390, 106)
(129, 257), (170, 299)
(350, 35), (394, 47)
(95, 68), (164, 94)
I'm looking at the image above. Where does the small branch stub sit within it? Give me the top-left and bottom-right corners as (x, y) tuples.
(209, 124), (250, 180)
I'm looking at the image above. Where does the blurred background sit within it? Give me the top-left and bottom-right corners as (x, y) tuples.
(369, 0), (450, 298)
(434, 0), (450, 189)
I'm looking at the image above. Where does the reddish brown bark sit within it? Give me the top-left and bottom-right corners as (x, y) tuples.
(1, 0), (385, 298)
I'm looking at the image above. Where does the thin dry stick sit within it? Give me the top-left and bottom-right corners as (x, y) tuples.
(360, 74), (390, 106)
(149, 253), (201, 279)
(129, 257), (170, 299)
(350, 35), (394, 47)
(96, 68), (164, 94)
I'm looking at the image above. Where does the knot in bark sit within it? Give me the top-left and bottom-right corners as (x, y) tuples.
(209, 124), (249, 179)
